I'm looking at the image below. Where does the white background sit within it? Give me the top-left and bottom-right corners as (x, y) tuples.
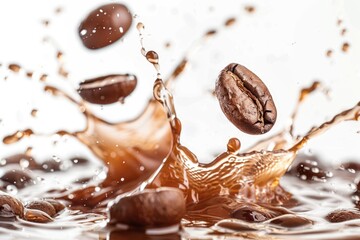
(0, 0), (359, 164)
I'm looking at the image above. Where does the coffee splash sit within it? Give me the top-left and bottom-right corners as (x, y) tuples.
(1, 7), (360, 240)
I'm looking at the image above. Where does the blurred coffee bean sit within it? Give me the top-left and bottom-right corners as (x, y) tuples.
(326, 209), (360, 223)
(0, 191), (24, 218)
(24, 208), (53, 223)
(26, 200), (56, 217)
(78, 74), (137, 104)
(1, 169), (32, 189)
(109, 187), (185, 227)
(44, 199), (66, 213)
(79, 3), (132, 49)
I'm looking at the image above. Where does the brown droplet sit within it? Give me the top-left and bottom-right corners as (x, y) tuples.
(225, 17), (236, 27)
(26, 200), (56, 217)
(42, 20), (50, 27)
(146, 51), (159, 65)
(78, 74), (137, 105)
(26, 72), (33, 78)
(227, 138), (241, 153)
(3, 129), (34, 144)
(31, 109), (38, 117)
(55, 7), (62, 14)
(337, 19), (343, 26)
(0, 192), (24, 218)
(342, 42), (350, 52)
(205, 29), (217, 37)
(109, 187), (185, 227)
(341, 28), (347, 36)
(8, 64), (21, 73)
(326, 49), (333, 58)
(24, 208), (53, 223)
(39, 74), (48, 82)
(78, 3), (132, 49)
(326, 209), (360, 223)
(1, 169), (33, 189)
(244, 5), (255, 13)
(164, 42), (171, 48)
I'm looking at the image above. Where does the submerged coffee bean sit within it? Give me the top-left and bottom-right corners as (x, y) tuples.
(79, 3), (132, 49)
(215, 63), (277, 134)
(24, 208), (53, 223)
(26, 200), (57, 217)
(78, 74), (137, 104)
(109, 187), (185, 227)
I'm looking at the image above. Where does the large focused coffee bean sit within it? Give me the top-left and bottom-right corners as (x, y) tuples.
(215, 63), (276, 134)
(79, 3), (132, 49)
(109, 187), (185, 227)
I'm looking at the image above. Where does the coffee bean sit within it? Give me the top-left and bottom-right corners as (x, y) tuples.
(215, 63), (277, 134)
(1, 169), (33, 189)
(26, 200), (56, 217)
(43, 199), (65, 213)
(0, 192), (24, 218)
(109, 187), (185, 227)
(267, 214), (312, 228)
(24, 208), (53, 223)
(79, 3), (132, 49)
(326, 209), (360, 223)
(78, 74), (137, 104)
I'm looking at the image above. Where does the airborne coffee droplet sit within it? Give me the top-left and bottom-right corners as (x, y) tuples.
(215, 63), (277, 134)
(78, 74), (137, 105)
(78, 3), (132, 49)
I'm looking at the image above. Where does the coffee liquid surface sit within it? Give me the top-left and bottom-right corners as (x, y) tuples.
(1, 4), (360, 240)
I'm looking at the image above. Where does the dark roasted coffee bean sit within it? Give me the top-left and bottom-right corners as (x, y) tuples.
(0, 192), (24, 218)
(24, 208), (53, 223)
(326, 209), (360, 223)
(78, 74), (137, 104)
(44, 199), (66, 213)
(267, 214), (312, 228)
(109, 187), (185, 227)
(79, 3), (132, 49)
(26, 200), (56, 217)
(1, 169), (32, 189)
(215, 63), (277, 134)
